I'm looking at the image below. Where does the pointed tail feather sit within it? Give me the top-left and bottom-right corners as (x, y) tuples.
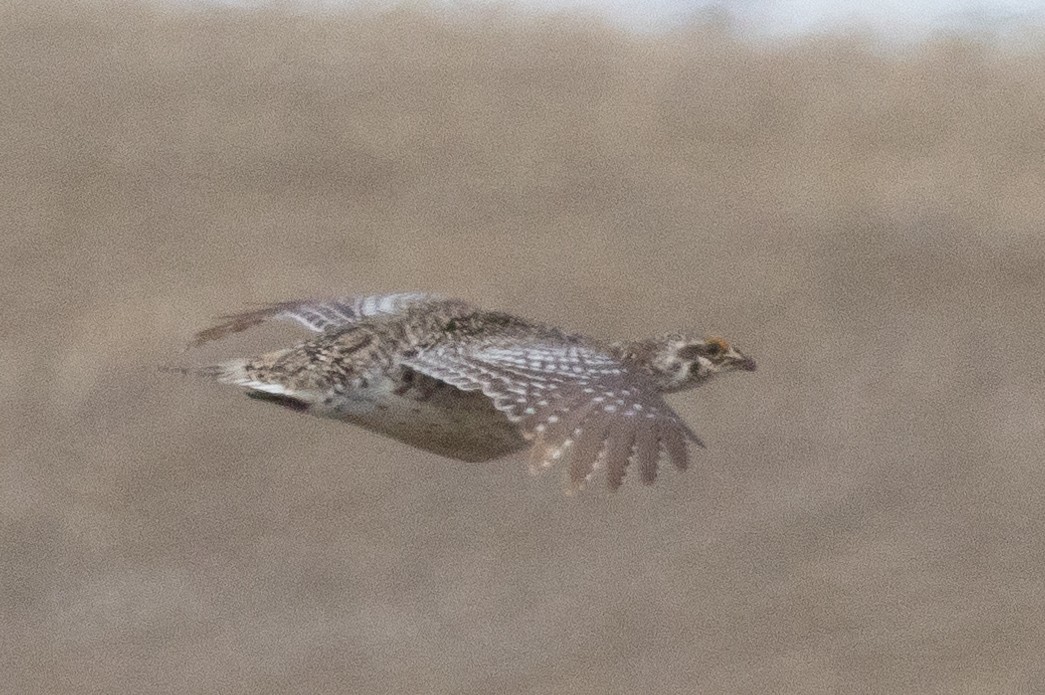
(159, 359), (292, 395)
(160, 361), (316, 416)
(160, 359), (247, 382)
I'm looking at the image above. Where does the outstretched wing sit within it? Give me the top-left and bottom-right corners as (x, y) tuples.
(403, 339), (703, 492)
(189, 293), (460, 347)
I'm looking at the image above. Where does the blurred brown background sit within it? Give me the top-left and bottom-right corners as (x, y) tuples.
(3, 2), (1045, 693)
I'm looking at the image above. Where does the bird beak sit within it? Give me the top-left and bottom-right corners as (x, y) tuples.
(730, 352), (757, 372)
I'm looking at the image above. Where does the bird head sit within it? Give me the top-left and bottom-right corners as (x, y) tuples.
(613, 333), (757, 393)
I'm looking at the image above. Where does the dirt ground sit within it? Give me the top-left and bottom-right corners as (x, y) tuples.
(3, 2), (1045, 693)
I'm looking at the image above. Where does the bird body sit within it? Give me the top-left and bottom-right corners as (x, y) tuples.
(179, 293), (756, 491)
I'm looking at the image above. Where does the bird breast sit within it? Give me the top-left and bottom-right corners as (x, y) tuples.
(312, 368), (527, 462)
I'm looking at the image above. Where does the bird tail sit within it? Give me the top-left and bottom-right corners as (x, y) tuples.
(159, 359), (252, 385)
(161, 358), (318, 414)
(161, 350), (313, 396)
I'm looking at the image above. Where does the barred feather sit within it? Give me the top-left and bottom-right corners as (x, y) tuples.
(404, 340), (700, 491)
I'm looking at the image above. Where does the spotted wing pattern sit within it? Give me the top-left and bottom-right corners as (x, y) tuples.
(404, 340), (703, 491)
(190, 293), (450, 347)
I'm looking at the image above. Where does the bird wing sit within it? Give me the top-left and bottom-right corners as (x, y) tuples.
(188, 293), (463, 347)
(403, 338), (703, 492)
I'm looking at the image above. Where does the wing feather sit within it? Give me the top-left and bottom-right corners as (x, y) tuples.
(404, 338), (700, 491)
(567, 414), (613, 490)
(189, 292), (455, 347)
(604, 428), (636, 491)
(661, 424), (689, 472)
(633, 426), (660, 486)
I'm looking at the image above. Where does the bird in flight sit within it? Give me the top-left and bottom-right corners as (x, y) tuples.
(175, 293), (756, 492)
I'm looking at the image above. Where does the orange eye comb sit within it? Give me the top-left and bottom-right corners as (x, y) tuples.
(707, 336), (730, 353)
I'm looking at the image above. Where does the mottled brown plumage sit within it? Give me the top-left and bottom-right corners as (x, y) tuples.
(176, 293), (756, 492)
